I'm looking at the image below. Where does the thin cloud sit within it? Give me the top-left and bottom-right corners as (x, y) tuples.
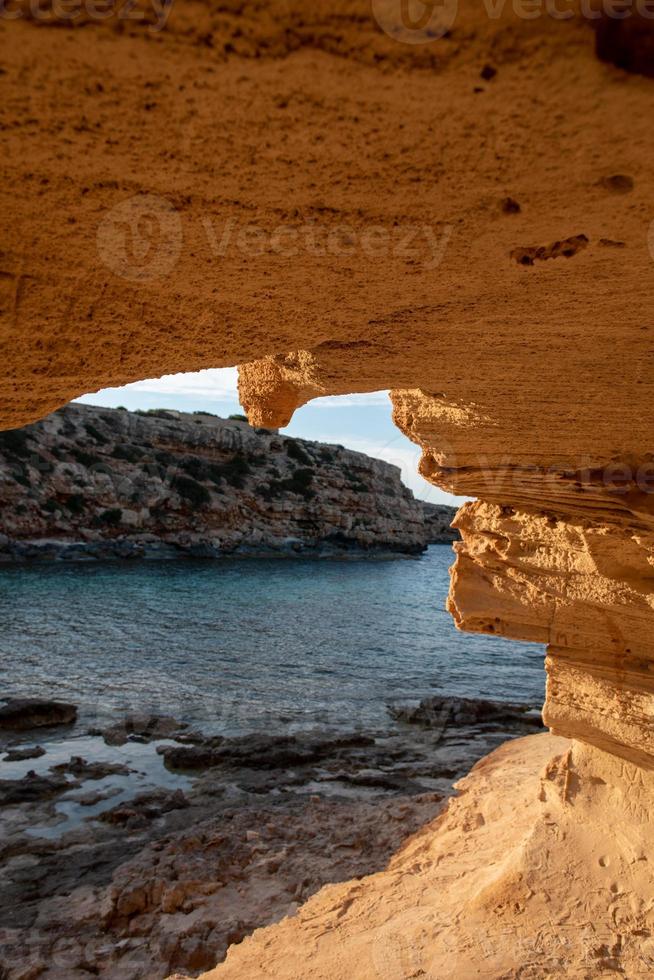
(79, 369), (390, 408)
(114, 368), (240, 400)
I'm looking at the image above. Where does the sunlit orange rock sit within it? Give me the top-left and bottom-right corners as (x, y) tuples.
(3, 0), (654, 975)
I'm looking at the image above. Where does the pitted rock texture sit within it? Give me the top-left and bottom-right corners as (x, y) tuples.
(2, 2), (653, 430)
(0, 404), (452, 560)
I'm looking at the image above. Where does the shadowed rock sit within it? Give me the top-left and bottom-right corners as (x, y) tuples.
(595, 15), (654, 77)
(0, 699), (77, 731)
(388, 695), (544, 731)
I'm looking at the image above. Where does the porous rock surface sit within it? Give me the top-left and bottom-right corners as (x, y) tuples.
(2, 0), (654, 976)
(0, 404), (450, 560)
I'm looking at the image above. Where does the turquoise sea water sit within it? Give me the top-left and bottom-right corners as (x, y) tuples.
(0, 547), (545, 735)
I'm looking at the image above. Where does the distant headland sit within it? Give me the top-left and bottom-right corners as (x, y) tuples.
(0, 405), (457, 562)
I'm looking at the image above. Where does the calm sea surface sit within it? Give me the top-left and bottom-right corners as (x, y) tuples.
(0, 547), (545, 735)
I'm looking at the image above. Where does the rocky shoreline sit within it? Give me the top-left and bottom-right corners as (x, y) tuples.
(0, 405), (457, 564)
(0, 696), (542, 979)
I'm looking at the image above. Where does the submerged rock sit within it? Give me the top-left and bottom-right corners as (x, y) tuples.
(388, 695), (543, 730)
(102, 714), (187, 746)
(0, 699), (77, 731)
(2, 745), (45, 761)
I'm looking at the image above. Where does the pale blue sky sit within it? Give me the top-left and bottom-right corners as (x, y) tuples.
(76, 368), (463, 506)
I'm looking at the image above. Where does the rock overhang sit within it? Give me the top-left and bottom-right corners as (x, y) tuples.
(2, 1), (654, 769)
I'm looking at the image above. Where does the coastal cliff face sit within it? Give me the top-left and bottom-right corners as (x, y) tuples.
(0, 405), (450, 560)
(3, 0), (654, 976)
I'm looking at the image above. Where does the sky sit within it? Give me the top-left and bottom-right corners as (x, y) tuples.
(76, 368), (464, 506)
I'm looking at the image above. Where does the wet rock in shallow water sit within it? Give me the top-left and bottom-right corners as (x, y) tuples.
(77, 788), (119, 807)
(159, 732), (375, 772)
(221, 733), (376, 769)
(98, 788), (189, 827)
(0, 699), (77, 730)
(51, 756), (130, 780)
(102, 713), (187, 746)
(3, 745), (45, 761)
(388, 695), (543, 730)
(0, 770), (70, 805)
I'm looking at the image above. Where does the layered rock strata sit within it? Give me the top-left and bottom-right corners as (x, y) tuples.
(0, 404), (452, 560)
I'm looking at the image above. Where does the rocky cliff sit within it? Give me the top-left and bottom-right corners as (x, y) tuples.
(0, 404), (453, 560)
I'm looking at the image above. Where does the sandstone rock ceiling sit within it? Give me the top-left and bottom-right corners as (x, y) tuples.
(2, 3), (654, 766)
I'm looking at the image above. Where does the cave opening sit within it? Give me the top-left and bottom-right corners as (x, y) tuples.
(0, 369), (547, 976)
